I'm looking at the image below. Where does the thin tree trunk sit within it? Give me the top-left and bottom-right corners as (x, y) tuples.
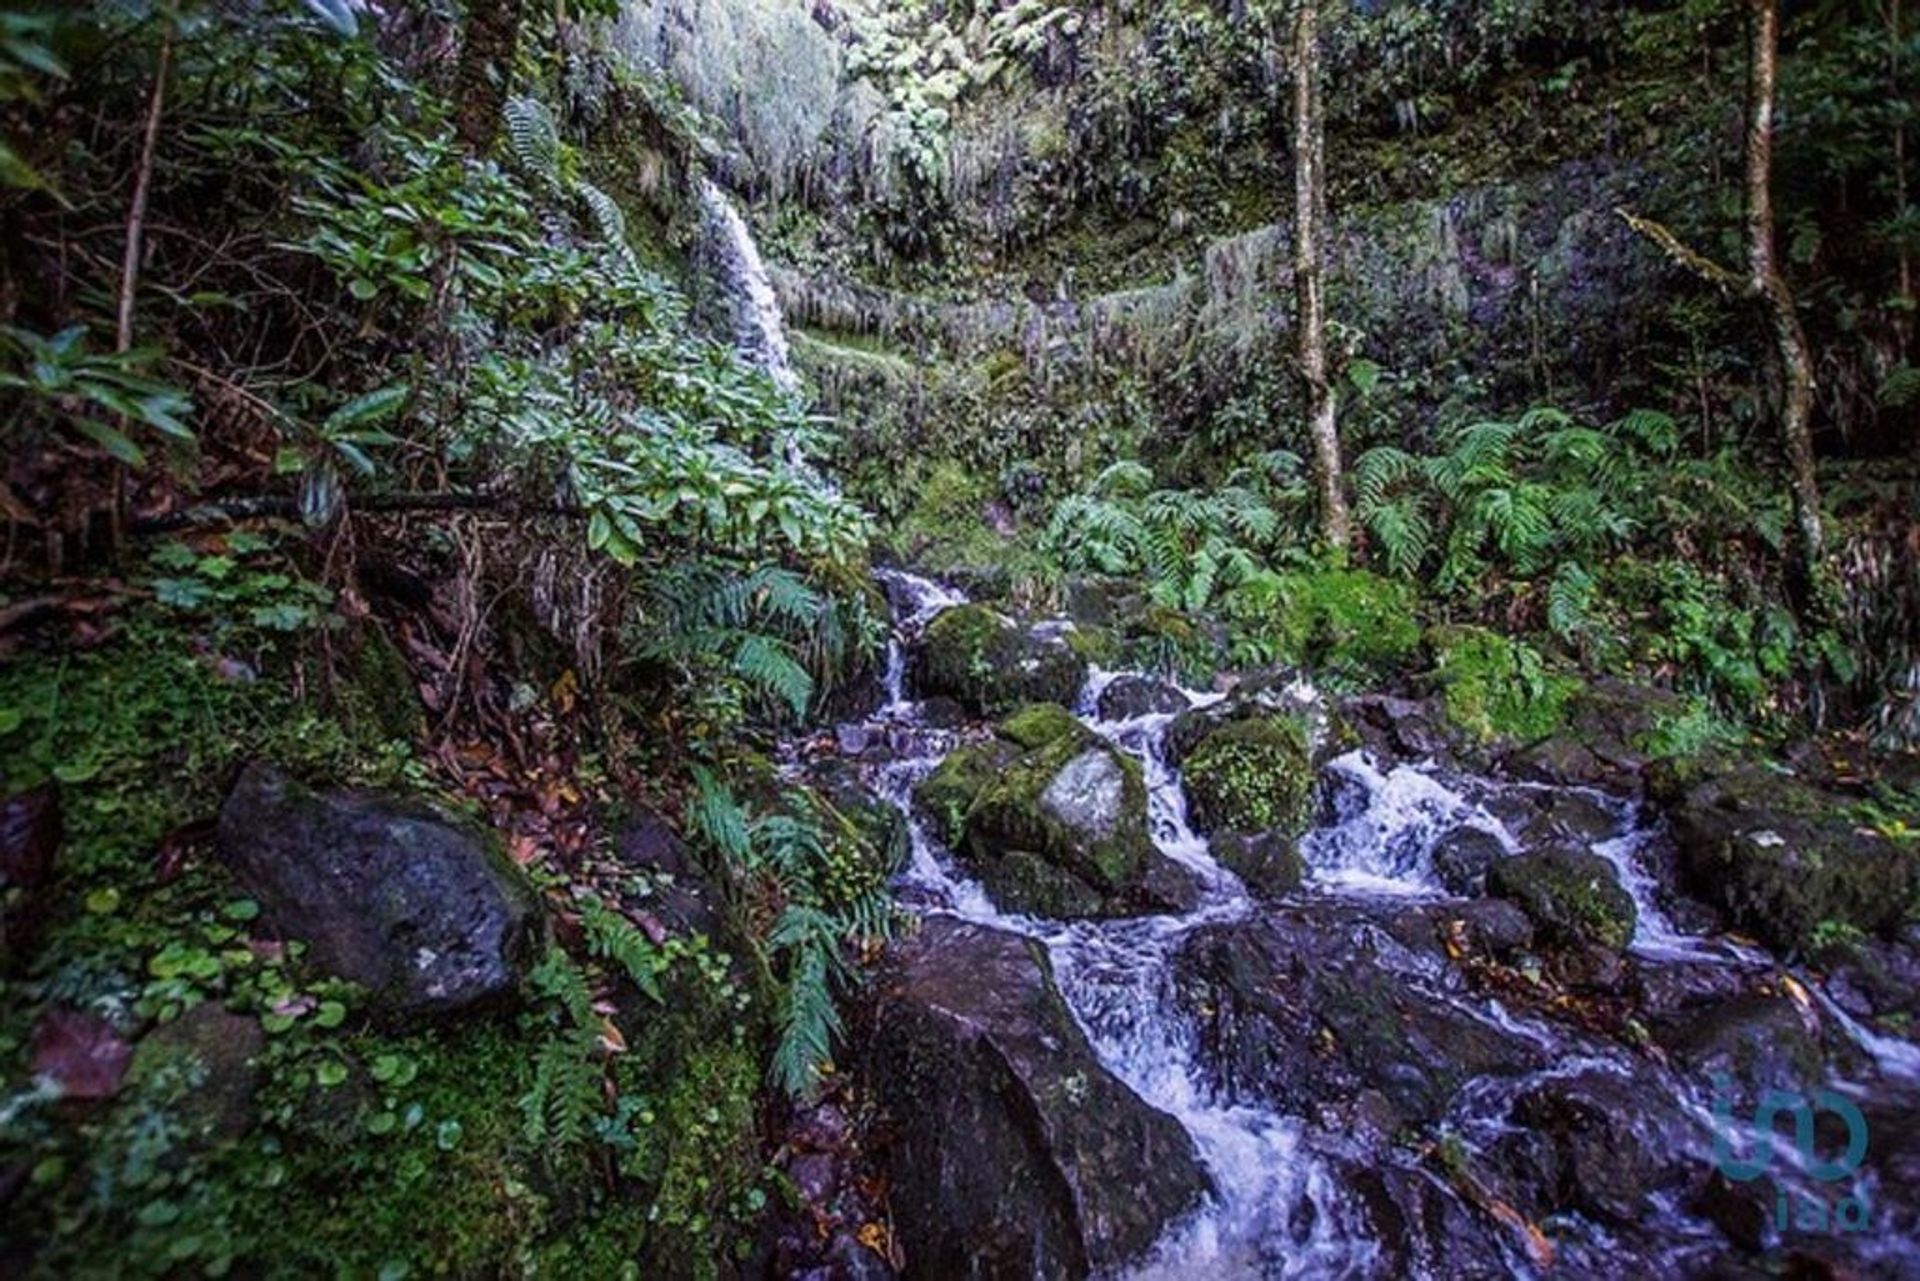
(1745, 0), (1825, 594)
(455, 0), (524, 155)
(1890, 0), (1914, 347)
(1293, 0), (1350, 555)
(117, 35), (171, 353)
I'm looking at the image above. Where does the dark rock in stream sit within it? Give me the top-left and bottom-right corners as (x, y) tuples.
(1431, 826), (1505, 896)
(1095, 674), (1188, 721)
(1174, 911), (1544, 1128)
(1654, 992), (1825, 1102)
(866, 917), (1210, 1279)
(1486, 847), (1637, 950)
(216, 764), (540, 1016)
(1490, 1069), (1691, 1226)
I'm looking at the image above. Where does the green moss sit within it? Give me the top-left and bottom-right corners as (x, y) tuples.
(998, 703), (1083, 750)
(967, 730), (1150, 894)
(915, 739), (1020, 846)
(916, 605), (1085, 715)
(1250, 569), (1423, 677)
(1122, 605), (1219, 688)
(1428, 625), (1582, 743)
(1063, 624), (1122, 668)
(1181, 715), (1314, 836)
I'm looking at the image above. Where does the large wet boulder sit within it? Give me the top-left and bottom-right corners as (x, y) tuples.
(216, 764), (540, 1016)
(1486, 848), (1636, 950)
(1653, 992), (1825, 1102)
(916, 707), (1196, 917)
(1174, 911), (1543, 1127)
(1491, 1070), (1689, 1226)
(866, 918), (1210, 1279)
(912, 604), (1087, 716)
(1653, 760), (1920, 952)
(1431, 826), (1505, 896)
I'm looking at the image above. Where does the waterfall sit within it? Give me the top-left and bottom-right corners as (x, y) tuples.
(695, 175), (799, 395)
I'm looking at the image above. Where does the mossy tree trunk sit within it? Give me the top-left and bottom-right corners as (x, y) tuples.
(1291, 0), (1350, 557)
(455, 0), (524, 155)
(1743, 0), (1826, 602)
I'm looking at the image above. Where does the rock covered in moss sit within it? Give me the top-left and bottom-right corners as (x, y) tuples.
(216, 764), (541, 1016)
(1486, 847), (1636, 950)
(1208, 829), (1305, 899)
(913, 707), (1194, 917)
(1653, 760), (1920, 953)
(911, 604), (1086, 716)
(1181, 715), (1315, 838)
(865, 917), (1211, 1277)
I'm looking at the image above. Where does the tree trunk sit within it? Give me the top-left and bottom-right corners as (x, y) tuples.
(1744, 0), (1826, 597)
(1292, 0), (1350, 555)
(455, 0), (524, 155)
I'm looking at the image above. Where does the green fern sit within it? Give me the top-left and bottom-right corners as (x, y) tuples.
(503, 96), (562, 187)
(581, 898), (665, 1003)
(521, 1027), (602, 1149)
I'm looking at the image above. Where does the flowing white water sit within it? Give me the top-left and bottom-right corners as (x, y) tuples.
(834, 570), (1920, 1277)
(695, 176), (799, 396)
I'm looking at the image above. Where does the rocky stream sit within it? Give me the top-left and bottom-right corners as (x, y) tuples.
(790, 570), (1920, 1280)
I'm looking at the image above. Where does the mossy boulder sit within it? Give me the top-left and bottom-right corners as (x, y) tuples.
(914, 707), (1193, 917)
(912, 604), (1087, 716)
(866, 918), (1211, 1276)
(1209, 829), (1305, 899)
(998, 701), (1084, 750)
(1181, 715), (1315, 838)
(215, 764), (541, 1016)
(915, 737), (1024, 848)
(1486, 848), (1636, 950)
(1656, 761), (1920, 953)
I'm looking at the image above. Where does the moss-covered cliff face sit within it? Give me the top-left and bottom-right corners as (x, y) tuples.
(620, 0), (1913, 528)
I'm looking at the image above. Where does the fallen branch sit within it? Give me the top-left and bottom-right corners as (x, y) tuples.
(131, 492), (585, 534)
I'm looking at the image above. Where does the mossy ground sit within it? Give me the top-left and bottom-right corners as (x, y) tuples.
(0, 594), (770, 1278)
(1427, 625), (1583, 745)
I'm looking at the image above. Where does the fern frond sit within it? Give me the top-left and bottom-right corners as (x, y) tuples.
(687, 764), (751, 862)
(503, 96), (562, 187)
